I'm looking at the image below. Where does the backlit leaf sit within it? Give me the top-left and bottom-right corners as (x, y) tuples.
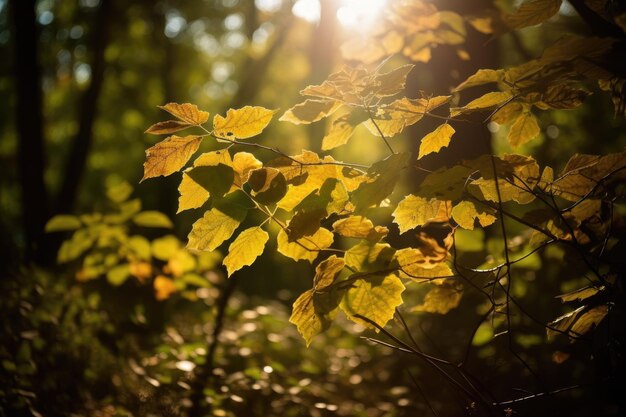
(232, 152), (262, 188)
(412, 284), (462, 314)
(332, 216), (388, 241)
(141, 135), (203, 181)
(340, 273), (405, 329)
(418, 123), (455, 159)
(392, 248), (454, 281)
(159, 103), (210, 125)
(321, 115), (355, 151)
(508, 112), (540, 147)
(345, 241), (395, 273)
(277, 227), (333, 263)
(154, 275), (177, 300)
(279, 100), (342, 125)
(45, 215), (81, 232)
(451, 91), (512, 117)
(504, 0), (562, 30)
(223, 227), (269, 277)
(213, 106), (275, 139)
(371, 64), (414, 97)
(290, 288), (341, 346)
(187, 203), (248, 252)
(145, 120), (190, 135)
(455, 69), (502, 91)
(248, 167), (288, 205)
(392, 195), (452, 233)
(132, 211), (173, 228)
(451, 200), (497, 230)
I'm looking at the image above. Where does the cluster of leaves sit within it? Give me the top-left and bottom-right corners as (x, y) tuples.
(46, 179), (220, 300)
(138, 0), (626, 362)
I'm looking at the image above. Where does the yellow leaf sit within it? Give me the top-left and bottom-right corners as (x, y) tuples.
(451, 91), (512, 117)
(159, 102), (209, 125)
(392, 195), (451, 233)
(504, 0), (562, 30)
(222, 227), (269, 277)
(231, 152), (262, 188)
(454, 69), (502, 92)
(248, 167), (287, 205)
(166, 250), (196, 277)
(392, 248), (453, 282)
(289, 289), (340, 346)
(178, 151), (234, 213)
(451, 200), (496, 230)
(412, 284), (462, 314)
(277, 227), (334, 263)
(145, 120), (191, 135)
(141, 135), (203, 182)
(187, 204), (247, 252)
(418, 123), (455, 159)
(345, 241), (395, 273)
(332, 215), (389, 241)
(45, 215), (81, 232)
(213, 106), (275, 139)
(313, 255), (345, 290)
(132, 211), (174, 228)
(508, 112), (540, 147)
(279, 100), (342, 125)
(340, 273), (405, 329)
(371, 64), (414, 97)
(154, 275), (177, 300)
(490, 102), (524, 124)
(321, 115), (355, 151)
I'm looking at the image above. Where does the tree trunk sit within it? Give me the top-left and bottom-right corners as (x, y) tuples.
(9, 0), (49, 263)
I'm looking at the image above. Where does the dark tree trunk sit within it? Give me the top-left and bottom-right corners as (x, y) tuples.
(56, 0), (114, 214)
(9, 0), (49, 263)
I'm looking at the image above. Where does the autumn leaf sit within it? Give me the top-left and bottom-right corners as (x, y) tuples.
(508, 112), (540, 147)
(213, 106), (275, 139)
(503, 0), (562, 30)
(340, 273), (405, 329)
(392, 195), (452, 233)
(454, 68), (502, 91)
(231, 152), (262, 188)
(279, 100), (342, 125)
(450, 91), (512, 117)
(332, 215), (388, 241)
(451, 200), (497, 230)
(187, 202), (248, 252)
(45, 215), (82, 232)
(412, 284), (462, 314)
(276, 227), (334, 263)
(418, 123), (455, 159)
(132, 211), (174, 228)
(154, 275), (177, 300)
(159, 102), (210, 125)
(248, 167), (288, 205)
(145, 120), (192, 135)
(321, 115), (355, 151)
(141, 135), (203, 182)
(223, 227), (269, 277)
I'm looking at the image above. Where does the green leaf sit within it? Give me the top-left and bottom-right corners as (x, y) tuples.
(132, 211), (174, 228)
(213, 106), (275, 139)
(107, 263), (131, 286)
(392, 195), (451, 233)
(340, 273), (405, 329)
(418, 123), (455, 159)
(222, 227), (269, 277)
(45, 215), (81, 232)
(187, 203), (248, 252)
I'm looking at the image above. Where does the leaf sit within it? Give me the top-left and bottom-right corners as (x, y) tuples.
(231, 152), (262, 188)
(152, 235), (181, 260)
(222, 227), (269, 277)
(132, 211), (173, 228)
(412, 284), (462, 314)
(248, 167), (288, 205)
(539, 85), (591, 109)
(371, 64), (414, 97)
(279, 100), (342, 125)
(321, 115), (355, 151)
(154, 275), (177, 300)
(363, 96), (450, 137)
(345, 241), (395, 273)
(107, 264), (131, 286)
(145, 120), (191, 135)
(290, 288), (341, 346)
(178, 164), (234, 213)
(332, 216), (388, 241)
(392, 248), (454, 281)
(490, 102), (524, 124)
(159, 103), (210, 125)
(451, 201), (497, 230)
(504, 0), (562, 30)
(451, 91), (512, 117)
(141, 135), (203, 181)
(276, 227), (334, 263)
(187, 203), (248, 252)
(454, 69), (502, 91)
(508, 112), (540, 147)
(557, 286), (603, 303)
(392, 195), (452, 233)
(352, 152), (410, 210)
(340, 273), (405, 329)
(313, 255), (346, 290)
(213, 106), (275, 139)
(418, 123), (455, 159)
(547, 304), (608, 339)
(45, 215), (81, 232)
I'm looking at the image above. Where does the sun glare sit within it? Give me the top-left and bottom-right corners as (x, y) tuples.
(291, 0), (387, 29)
